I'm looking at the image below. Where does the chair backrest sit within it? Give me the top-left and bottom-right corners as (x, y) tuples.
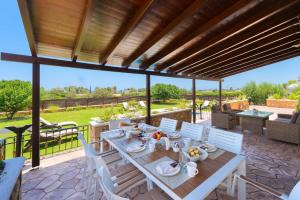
(180, 122), (204, 141)
(139, 101), (146, 107)
(289, 181), (300, 200)
(208, 128), (243, 154)
(159, 118), (178, 132)
(122, 102), (129, 109)
(203, 100), (210, 107)
(92, 156), (128, 200)
(109, 118), (131, 130)
(40, 117), (52, 126)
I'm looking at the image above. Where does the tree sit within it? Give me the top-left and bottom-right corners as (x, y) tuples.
(93, 87), (115, 98)
(151, 84), (181, 102)
(0, 80), (32, 119)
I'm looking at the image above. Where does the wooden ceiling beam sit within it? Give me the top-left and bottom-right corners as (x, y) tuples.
(214, 50), (300, 78)
(199, 38), (299, 76)
(0, 52), (218, 81)
(169, 18), (297, 74)
(140, 0), (256, 70)
(71, 0), (96, 61)
(207, 48), (300, 78)
(99, 0), (154, 64)
(121, 0), (207, 68)
(17, 0), (37, 56)
(199, 40), (299, 77)
(159, 0), (300, 72)
(188, 27), (299, 75)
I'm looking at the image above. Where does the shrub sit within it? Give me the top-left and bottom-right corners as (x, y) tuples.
(0, 80), (32, 119)
(99, 108), (115, 122)
(177, 99), (189, 109)
(47, 104), (60, 113)
(287, 86), (300, 100)
(270, 93), (282, 99)
(241, 81), (285, 105)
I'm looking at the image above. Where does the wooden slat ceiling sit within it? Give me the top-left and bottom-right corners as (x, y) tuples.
(20, 0), (300, 80)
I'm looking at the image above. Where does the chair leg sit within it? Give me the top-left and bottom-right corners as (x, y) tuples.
(226, 175), (233, 196)
(86, 174), (93, 200)
(80, 161), (88, 189)
(146, 177), (153, 191)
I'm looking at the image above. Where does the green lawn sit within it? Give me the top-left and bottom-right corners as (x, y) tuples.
(0, 102), (188, 159)
(0, 102), (179, 130)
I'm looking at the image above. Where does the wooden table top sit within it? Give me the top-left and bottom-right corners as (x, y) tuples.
(104, 134), (238, 199)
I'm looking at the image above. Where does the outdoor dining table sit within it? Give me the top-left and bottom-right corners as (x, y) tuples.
(100, 124), (246, 200)
(237, 110), (273, 135)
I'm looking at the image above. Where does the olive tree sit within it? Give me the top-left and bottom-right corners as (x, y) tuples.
(0, 80), (32, 119)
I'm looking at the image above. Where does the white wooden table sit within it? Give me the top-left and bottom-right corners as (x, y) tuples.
(101, 125), (246, 200)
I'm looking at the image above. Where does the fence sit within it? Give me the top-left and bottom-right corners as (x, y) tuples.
(41, 95), (237, 109)
(0, 125), (89, 160)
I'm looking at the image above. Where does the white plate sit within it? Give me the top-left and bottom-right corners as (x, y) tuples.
(155, 161), (181, 177)
(168, 132), (181, 139)
(108, 131), (125, 139)
(126, 143), (146, 153)
(203, 143), (217, 153)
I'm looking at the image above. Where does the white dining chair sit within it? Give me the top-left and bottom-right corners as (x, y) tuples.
(207, 128), (244, 197)
(92, 155), (169, 200)
(159, 118), (178, 133)
(78, 133), (122, 199)
(208, 128), (243, 154)
(180, 121), (204, 141)
(109, 118), (131, 130)
(232, 174), (300, 200)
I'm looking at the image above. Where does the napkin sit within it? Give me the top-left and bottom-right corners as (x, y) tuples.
(126, 143), (143, 152)
(155, 161), (178, 175)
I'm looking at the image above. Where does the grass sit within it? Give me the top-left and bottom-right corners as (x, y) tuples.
(0, 102), (183, 159)
(0, 102), (180, 130)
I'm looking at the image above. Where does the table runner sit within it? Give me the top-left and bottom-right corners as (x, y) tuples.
(208, 149), (225, 160)
(145, 156), (191, 189)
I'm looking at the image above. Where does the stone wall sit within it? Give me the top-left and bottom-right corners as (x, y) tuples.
(89, 109), (191, 150)
(266, 99), (298, 109)
(224, 100), (249, 110)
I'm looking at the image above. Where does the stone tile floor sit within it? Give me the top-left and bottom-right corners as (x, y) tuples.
(22, 106), (299, 200)
(21, 130), (300, 200)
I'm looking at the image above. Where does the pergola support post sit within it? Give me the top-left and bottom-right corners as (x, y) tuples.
(146, 74), (151, 124)
(219, 79), (222, 107)
(192, 78), (196, 123)
(32, 62), (40, 168)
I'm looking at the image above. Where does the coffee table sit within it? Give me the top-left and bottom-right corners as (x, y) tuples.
(237, 110), (273, 135)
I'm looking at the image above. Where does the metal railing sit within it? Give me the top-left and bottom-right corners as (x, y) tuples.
(0, 125), (89, 160)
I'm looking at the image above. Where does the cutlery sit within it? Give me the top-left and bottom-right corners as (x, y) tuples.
(200, 146), (208, 151)
(170, 160), (179, 168)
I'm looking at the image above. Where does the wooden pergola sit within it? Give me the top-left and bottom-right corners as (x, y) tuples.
(1, 0), (300, 167)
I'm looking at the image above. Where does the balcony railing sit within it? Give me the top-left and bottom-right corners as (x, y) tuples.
(0, 125), (89, 160)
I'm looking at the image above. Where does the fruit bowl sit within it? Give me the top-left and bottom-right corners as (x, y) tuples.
(151, 131), (166, 140)
(184, 146), (208, 162)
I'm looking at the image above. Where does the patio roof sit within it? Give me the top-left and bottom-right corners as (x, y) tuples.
(10, 0), (300, 80)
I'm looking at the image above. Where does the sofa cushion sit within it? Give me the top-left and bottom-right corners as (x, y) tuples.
(211, 105), (221, 113)
(274, 118), (291, 124)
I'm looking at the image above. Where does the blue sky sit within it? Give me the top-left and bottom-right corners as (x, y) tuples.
(1, 0), (300, 91)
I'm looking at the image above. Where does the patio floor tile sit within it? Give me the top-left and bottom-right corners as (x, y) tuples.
(21, 112), (299, 200)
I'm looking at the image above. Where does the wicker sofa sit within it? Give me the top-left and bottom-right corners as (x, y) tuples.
(211, 105), (236, 130)
(266, 113), (300, 146)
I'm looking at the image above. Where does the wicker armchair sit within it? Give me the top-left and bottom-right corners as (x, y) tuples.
(211, 105), (236, 130)
(266, 113), (300, 146)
